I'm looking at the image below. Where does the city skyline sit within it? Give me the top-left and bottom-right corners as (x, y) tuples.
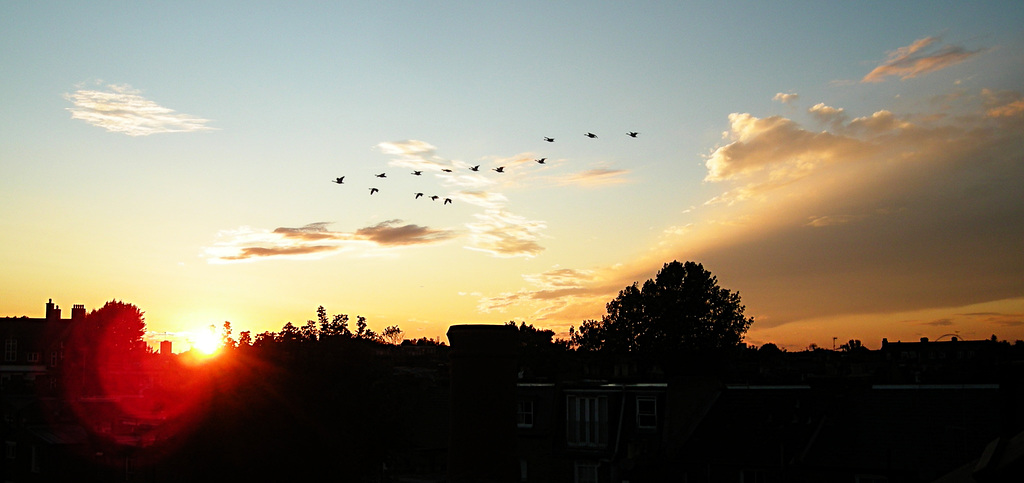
(3, 2), (1023, 351)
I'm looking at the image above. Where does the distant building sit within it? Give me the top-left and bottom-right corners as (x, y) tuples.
(1, 299), (84, 395)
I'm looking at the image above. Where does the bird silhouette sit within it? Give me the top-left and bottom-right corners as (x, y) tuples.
(470, 165), (480, 171)
(333, 176), (345, 184)
(543, 137), (555, 142)
(493, 166), (505, 173)
(412, 170), (423, 176)
(627, 131), (639, 137)
(375, 173), (387, 178)
(415, 192), (424, 199)
(442, 168), (453, 173)
(430, 195), (439, 201)
(444, 198), (452, 205)
(585, 132), (597, 138)
(535, 158), (546, 164)
(369, 188), (379, 195)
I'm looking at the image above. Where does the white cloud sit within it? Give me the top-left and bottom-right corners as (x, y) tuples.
(65, 83), (215, 136)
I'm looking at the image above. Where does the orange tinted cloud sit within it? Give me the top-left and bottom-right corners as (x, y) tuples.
(205, 221), (455, 262)
(861, 36), (985, 83)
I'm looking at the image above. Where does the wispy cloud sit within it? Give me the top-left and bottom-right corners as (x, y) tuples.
(861, 36), (986, 83)
(557, 168), (632, 187)
(65, 83), (215, 136)
(465, 209), (547, 258)
(204, 221), (455, 263)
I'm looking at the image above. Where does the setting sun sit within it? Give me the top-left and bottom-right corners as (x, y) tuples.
(191, 331), (221, 356)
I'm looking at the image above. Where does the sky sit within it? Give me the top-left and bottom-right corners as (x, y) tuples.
(2, 1), (1023, 352)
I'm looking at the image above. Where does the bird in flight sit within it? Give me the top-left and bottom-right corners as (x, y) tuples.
(543, 137), (555, 142)
(627, 131), (639, 137)
(332, 176), (345, 184)
(585, 132), (597, 138)
(535, 158), (546, 164)
(369, 188), (379, 195)
(430, 195), (439, 201)
(412, 170), (423, 176)
(442, 168), (453, 173)
(493, 166), (505, 173)
(415, 192), (424, 199)
(444, 198), (452, 205)
(375, 173), (387, 178)
(470, 165), (480, 171)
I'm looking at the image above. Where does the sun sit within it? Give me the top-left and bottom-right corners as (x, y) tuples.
(192, 331), (221, 356)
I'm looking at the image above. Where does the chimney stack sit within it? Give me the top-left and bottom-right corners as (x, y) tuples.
(71, 304), (86, 322)
(45, 299), (61, 322)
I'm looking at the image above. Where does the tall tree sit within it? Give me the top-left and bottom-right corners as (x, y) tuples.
(572, 261), (753, 359)
(85, 299), (148, 354)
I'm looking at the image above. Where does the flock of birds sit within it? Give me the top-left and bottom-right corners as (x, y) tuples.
(331, 131), (640, 206)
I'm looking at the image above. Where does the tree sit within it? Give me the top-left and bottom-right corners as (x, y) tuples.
(381, 325), (404, 345)
(572, 261), (753, 359)
(85, 300), (148, 354)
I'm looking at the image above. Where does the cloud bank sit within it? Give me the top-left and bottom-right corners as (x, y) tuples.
(479, 85), (1024, 334)
(65, 83), (215, 136)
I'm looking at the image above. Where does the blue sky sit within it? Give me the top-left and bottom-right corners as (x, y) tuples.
(3, 1), (1023, 350)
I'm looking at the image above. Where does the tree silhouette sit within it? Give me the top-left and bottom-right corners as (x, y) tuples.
(382, 325), (404, 345)
(572, 261), (753, 360)
(86, 299), (147, 354)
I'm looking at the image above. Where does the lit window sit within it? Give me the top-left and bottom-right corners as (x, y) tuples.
(636, 397), (657, 429)
(517, 400), (534, 428)
(567, 395), (608, 447)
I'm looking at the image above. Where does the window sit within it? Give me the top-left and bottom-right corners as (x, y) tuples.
(636, 397), (657, 430)
(5, 441), (15, 460)
(567, 395), (608, 447)
(4, 339), (15, 362)
(27, 352), (41, 363)
(574, 461), (599, 483)
(50, 351), (59, 367)
(518, 400), (534, 428)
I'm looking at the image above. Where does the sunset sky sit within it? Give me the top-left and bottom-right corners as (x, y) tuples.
(3, 2), (1023, 351)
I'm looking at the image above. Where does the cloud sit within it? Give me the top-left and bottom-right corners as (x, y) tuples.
(982, 89), (1024, 118)
(464, 209), (546, 258)
(703, 112), (866, 183)
(862, 36), (986, 83)
(773, 92), (799, 104)
(807, 103), (848, 129)
(65, 83), (215, 136)
(557, 168), (632, 187)
(482, 87), (1024, 333)
(204, 221), (455, 262)
(355, 220), (456, 246)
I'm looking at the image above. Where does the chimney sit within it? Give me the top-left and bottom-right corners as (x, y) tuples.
(920, 337), (929, 343)
(160, 340), (173, 355)
(447, 324), (519, 483)
(46, 299), (61, 322)
(71, 304), (86, 322)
